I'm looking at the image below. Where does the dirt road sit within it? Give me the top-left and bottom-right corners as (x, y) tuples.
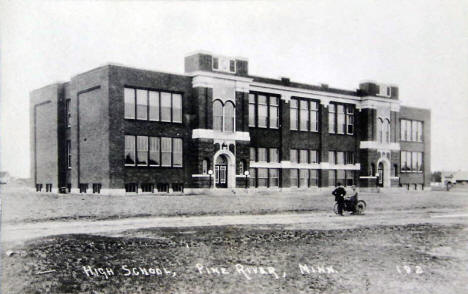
(3, 207), (468, 244)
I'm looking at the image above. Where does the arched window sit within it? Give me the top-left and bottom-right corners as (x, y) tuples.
(202, 159), (209, 174)
(213, 100), (223, 131)
(385, 119), (391, 143)
(224, 101), (235, 132)
(377, 118), (383, 143)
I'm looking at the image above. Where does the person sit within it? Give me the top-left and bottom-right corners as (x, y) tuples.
(347, 185), (359, 214)
(332, 183), (346, 215)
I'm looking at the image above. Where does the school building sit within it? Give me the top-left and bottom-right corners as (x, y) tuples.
(30, 51), (431, 194)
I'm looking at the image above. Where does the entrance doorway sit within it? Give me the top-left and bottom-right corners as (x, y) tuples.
(215, 155), (228, 188)
(378, 162), (384, 187)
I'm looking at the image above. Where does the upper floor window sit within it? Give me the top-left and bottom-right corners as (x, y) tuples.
(257, 147), (267, 162)
(224, 101), (235, 132)
(328, 151), (335, 164)
(249, 92), (279, 129)
(337, 105), (345, 134)
(213, 100), (223, 131)
(290, 149), (298, 163)
(124, 87), (182, 123)
(290, 98), (319, 132)
(65, 99), (71, 128)
(329, 103), (354, 135)
(400, 119), (423, 142)
(269, 148), (279, 163)
(212, 56), (236, 73)
(213, 100), (235, 132)
(328, 104), (336, 134)
(377, 118), (383, 143)
(290, 99), (298, 130)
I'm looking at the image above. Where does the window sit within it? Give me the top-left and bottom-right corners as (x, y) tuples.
(417, 121), (423, 142)
(328, 170), (336, 186)
(258, 95), (268, 128)
(300, 100), (309, 131)
(345, 152), (354, 164)
(337, 170), (346, 185)
(136, 89), (148, 120)
(125, 135), (136, 166)
(149, 91), (159, 121)
(160, 92), (172, 122)
(269, 97), (279, 129)
(239, 160), (245, 175)
(125, 183), (138, 193)
(328, 104), (336, 133)
(149, 137), (160, 166)
(79, 183), (88, 193)
(346, 106), (354, 134)
(385, 119), (391, 143)
(300, 150), (308, 164)
(400, 151), (423, 172)
(92, 183), (101, 194)
(250, 147), (256, 162)
(173, 138), (183, 167)
(249, 94), (256, 127)
(125, 87), (182, 123)
(377, 118), (383, 143)
(337, 105), (345, 134)
(213, 100), (223, 131)
(224, 101), (235, 132)
(67, 140), (71, 169)
(125, 136), (183, 167)
(172, 94), (182, 123)
(290, 149), (298, 163)
(229, 60), (236, 72)
(290, 169), (298, 187)
(290, 99), (298, 130)
(400, 119), (423, 142)
(310, 101), (319, 132)
(161, 137), (172, 167)
(137, 136), (148, 166)
(299, 169), (308, 187)
(65, 99), (71, 127)
(249, 168), (256, 187)
(141, 183), (154, 193)
(346, 171), (354, 186)
(310, 150), (319, 163)
(269, 169), (279, 187)
(269, 148), (279, 163)
(213, 57), (219, 69)
(336, 152), (345, 165)
(328, 151), (336, 164)
(258, 148), (267, 162)
(202, 159), (209, 174)
(172, 183), (184, 192)
(309, 170), (319, 187)
(124, 88), (136, 119)
(258, 168), (268, 187)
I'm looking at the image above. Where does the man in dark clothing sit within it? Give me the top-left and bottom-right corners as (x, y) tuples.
(332, 183), (346, 215)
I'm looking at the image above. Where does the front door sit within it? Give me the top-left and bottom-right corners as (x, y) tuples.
(215, 165), (228, 188)
(378, 162), (384, 187)
(215, 155), (228, 188)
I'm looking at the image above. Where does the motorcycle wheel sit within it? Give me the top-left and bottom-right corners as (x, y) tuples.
(333, 203), (339, 215)
(355, 200), (367, 214)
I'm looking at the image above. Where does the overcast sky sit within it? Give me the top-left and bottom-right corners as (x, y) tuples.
(1, 0), (467, 177)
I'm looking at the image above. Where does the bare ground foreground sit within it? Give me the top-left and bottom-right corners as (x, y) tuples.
(1, 185), (468, 293)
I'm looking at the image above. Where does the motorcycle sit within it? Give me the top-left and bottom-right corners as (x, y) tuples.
(333, 196), (367, 215)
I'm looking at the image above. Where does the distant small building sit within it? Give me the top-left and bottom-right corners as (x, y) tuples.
(441, 171), (468, 186)
(454, 171), (468, 184)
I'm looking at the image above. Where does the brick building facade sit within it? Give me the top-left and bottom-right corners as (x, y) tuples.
(30, 51), (430, 194)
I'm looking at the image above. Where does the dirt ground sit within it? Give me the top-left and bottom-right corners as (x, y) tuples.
(2, 223), (468, 294)
(1, 186), (468, 293)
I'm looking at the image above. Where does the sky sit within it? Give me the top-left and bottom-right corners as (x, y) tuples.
(1, 0), (467, 177)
